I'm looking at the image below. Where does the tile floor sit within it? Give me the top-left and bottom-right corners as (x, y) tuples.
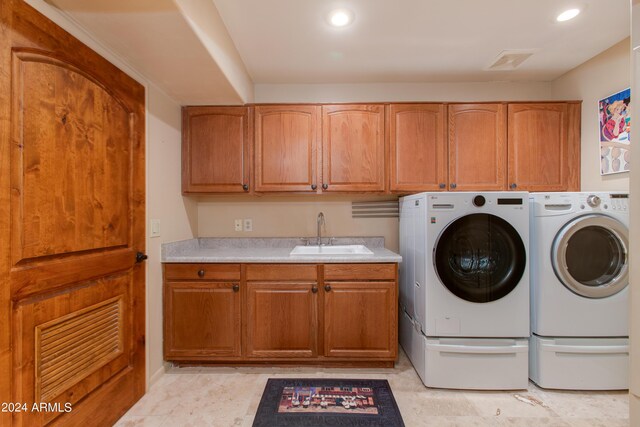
(116, 350), (629, 427)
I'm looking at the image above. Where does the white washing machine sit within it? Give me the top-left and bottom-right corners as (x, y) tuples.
(529, 192), (629, 390)
(400, 192), (530, 390)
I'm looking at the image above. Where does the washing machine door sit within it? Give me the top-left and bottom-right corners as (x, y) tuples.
(433, 213), (527, 303)
(552, 214), (628, 298)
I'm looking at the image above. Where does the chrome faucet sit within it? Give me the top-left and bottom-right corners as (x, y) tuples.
(317, 212), (325, 246)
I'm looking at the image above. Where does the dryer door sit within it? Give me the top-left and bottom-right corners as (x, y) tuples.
(552, 214), (628, 298)
(433, 213), (527, 303)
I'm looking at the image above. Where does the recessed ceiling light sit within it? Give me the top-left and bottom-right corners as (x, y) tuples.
(328, 9), (354, 27)
(556, 8), (580, 22)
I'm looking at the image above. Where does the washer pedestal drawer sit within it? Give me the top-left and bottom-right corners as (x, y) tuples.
(529, 334), (629, 390)
(424, 337), (529, 390)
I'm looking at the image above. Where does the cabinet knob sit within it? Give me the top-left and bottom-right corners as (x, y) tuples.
(510, 183), (517, 189)
(242, 184), (249, 191)
(311, 285), (318, 293)
(197, 269), (205, 278)
(322, 183), (328, 190)
(450, 183), (457, 189)
(232, 284), (240, 292)
(324, 284), (332, 292)
(439, 183), (446, 189)
(311, 184), (317, 190)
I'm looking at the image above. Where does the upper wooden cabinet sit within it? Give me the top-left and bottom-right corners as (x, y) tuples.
(322, 104), (386, 192)
(448, 103), (507, 191)
(254, 105), (320, 192)
(389, 104), (447, 192)
(182, 106), (251, 193)
(508, 103), (580, 192)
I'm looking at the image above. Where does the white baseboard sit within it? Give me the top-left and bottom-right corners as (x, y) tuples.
(148, 364), (168, 388)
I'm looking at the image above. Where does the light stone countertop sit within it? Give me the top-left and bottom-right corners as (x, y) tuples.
(162, 237), (401, 263)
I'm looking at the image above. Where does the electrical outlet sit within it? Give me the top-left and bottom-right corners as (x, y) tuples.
(234, 219), (243, 232)
(150, 219), (161, 238)
(243, 218), (253, 232)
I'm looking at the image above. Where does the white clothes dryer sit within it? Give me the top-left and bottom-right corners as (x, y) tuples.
(529, 192), (629, 390)
(400, 192), (530, 390)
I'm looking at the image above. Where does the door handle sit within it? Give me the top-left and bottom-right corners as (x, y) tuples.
(135, 252), (148, 263)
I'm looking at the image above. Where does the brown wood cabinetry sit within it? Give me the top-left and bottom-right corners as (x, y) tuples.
(324, 281), (397, 359)
(508, 102), (580, 191)
(182, 106), (251, 193)
(388, 104), (447, 192)
(181, 101), (581, 194)
(164, 264), (242, 360)
(322, 104), (386, 192)
(163, 263), (398, 366)
(254, 105), (320, 192)
(448, 103), (507, 191)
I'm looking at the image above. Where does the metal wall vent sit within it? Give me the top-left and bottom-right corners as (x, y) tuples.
(486, 49), (537, 71)
(352, 200), (399, 218)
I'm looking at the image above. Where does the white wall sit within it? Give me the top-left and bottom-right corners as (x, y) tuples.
(255, 81), (552, 103)
(146, 87), (197, 384)
(551, 38), (630, 192)
(197, 195), (399, 252)
(630, 3), (639, 424)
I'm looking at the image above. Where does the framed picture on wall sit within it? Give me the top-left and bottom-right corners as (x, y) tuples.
(599, 88), (630, 175)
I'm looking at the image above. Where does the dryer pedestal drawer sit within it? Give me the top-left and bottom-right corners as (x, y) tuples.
(529, 335), (629, 390)
(424, 337), (529, 390)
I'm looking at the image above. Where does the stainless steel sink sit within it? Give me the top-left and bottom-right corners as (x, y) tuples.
(290, 245), (374, 256)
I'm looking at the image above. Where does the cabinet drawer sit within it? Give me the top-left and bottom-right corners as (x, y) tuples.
(164, 264), (241, 281)
(246, 264), (317, 281)
(324, 264), (396, 281)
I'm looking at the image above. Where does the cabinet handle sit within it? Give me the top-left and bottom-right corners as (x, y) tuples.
(322, 183), (328, 190)
(242, 184), (249, 191)
(311, 184), (317, 190)
(439, 183), (446, 189)
(232, 284), (240, 292)
(324, 284), (332, 292)
(510, 183), (517, 189)
(197, 269), (205, 278)
(312, 285), (318, 293)
(450, 183), (457, 189)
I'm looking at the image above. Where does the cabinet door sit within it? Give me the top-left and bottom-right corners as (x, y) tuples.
(449, 104), (507, 191)
(182, 106), (250, 193)
(389, 104), (447, 192)
(508, 103), (580, 191)
(322, 104), (385, 192)
(246, 282), (318, 358)
(323, 282), (397, 358)
(254, 105), (320, 192)
(164, 282), (241, 358)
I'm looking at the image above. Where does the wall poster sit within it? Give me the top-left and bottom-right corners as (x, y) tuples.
(599, 88), (630, 175)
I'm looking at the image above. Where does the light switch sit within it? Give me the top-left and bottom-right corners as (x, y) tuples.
(243, 218), (253, 232)
(150, 219), (161, 238)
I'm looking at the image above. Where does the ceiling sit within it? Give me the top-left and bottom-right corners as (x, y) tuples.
(213, 0), (630, 83)
(39, 0), (629, 104)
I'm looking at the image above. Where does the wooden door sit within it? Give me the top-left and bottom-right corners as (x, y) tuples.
(0, 2), (146, 426)
(246, 282), (318, 358)
(182, 106), (251, 193)
(254, 105), (320, 192)
(323, 282), (397, 358)
(164, 282), (241, 359)
(388, 104), (447, 192)
(507, 103), (581, 191)
(448, 104), (507, 191)
(322, 104), (386, 192)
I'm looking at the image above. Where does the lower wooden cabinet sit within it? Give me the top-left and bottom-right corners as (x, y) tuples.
(324, 282), (397, 359)
(163, 263), (398, 366)
(164, 282), (242, 358)
(246, 282), (318, 358)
